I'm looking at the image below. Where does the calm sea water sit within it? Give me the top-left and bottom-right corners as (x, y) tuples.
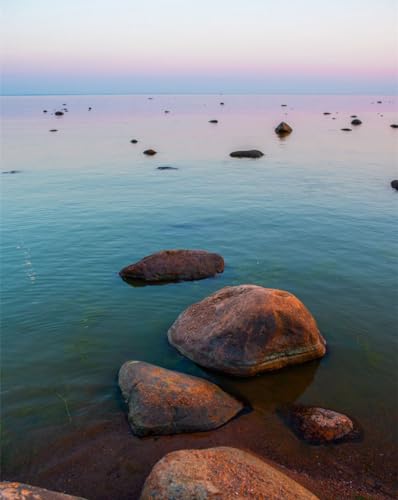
(1, 95), (397, 476)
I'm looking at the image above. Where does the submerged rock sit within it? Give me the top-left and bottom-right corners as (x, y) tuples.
(118, 362), (243, 436)
(157, 166), (178, 170)
(119, 249), (224, 283)
(351, 119), (362, 125)
(391, 180), (398, 190)
(168, 285), (326, 376)
(140, 447), (318, 500)
(282, 405), (360, 444)
(0, 482), (86, 499)
(143, 149), (157, 156)
(230, 149), (264, 158)
(275, 121), (293, 135)
(209, 119), (218, 123)
(54, 111), (64, 116)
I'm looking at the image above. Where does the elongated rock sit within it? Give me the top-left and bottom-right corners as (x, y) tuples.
(118, 361), (243, 436)
(0, 482), (86, 499)
(119, 249), (224, 283)
(140, 447), (319, 500)
(230, 150), (264, 158)
(168, 285), (326, 376)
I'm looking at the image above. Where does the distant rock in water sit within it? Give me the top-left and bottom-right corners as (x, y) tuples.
(281, 405), (361, 445)
(341, 128), (352, 131)
(49, 129), (58, 132)
(391, 180), (398, 190)
(130, 139), (138, 143)
(230, 150), (264, 159)
(0, 482), (85, 499)
(118, 361), (243, 436)
(2, 170), (21, 174)
(88, 107), (92, 111)
(351, 119), (362, 125)
(275, 121), (293, 135)
(157, 166), (178, 170)
(43, 110), (48, 113)
(168, 285), (326, 376)
(143, 149), (157, 156)
(281, 104), (287, 107)
(209, 119), (218, 123)
(140, 447), (319, 500)
(323, 112), (331, 115)
(390, 124), (398, 129)
(164, 110), (170, 114)
(119, 249), (224, 283)
(351, 115), (357, 118)
(220, 102), (225, 105)
(54, 111), (64, 116)
(377, 101), (382, 104)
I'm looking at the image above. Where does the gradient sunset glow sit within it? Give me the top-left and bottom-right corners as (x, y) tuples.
(2, 0), (397, 95)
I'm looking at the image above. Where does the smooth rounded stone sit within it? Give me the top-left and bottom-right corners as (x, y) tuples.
(341, 128), (352, 131)
(351, 118), (362, 125)
(0, 482), (86, 499)
(230, 149), (264, 159)
(139, 447), (319, 500)
(54, 111), (64, 116)
(120, 249), (224, 283)
(168, 285), (326, 376)
(391, 180), (398, 190)
(157, 166), (178, 170)
(130, 139), (138, 143)
(390, 124), (398, 128)
(275, 121), (293, 135)
(283, 406), (359, 444)
(208, 119), (218, 123)
(118, 362), (243, 437)
(143, 149), (157, 156)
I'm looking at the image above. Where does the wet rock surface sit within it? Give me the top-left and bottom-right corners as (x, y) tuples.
(0, 482), (86, 499)
(140, 447), (319, 500)
(168, 285), (326, 376)
(275, 121), (293, 135)
(118, 362), (243, 437)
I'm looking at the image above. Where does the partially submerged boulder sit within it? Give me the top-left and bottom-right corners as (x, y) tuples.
(282, 405), (361, 444)
(119, 249), (224, 283)
(351, 119), (362, 125)
(0, 482), (86, 499)
(168, 285), (326, 376)
(118, 362), (243, 436)
(391, 180), (398, 190)
(230, 150), (264, 159)
(275, 122), (293, 135)
(140, 447), (318, 500)
(143, 149), (157, 156)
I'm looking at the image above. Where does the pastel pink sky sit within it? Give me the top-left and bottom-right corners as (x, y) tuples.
(2, 0), (397, 94)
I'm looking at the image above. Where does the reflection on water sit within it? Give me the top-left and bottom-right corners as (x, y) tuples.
(1, 94), (397, 478)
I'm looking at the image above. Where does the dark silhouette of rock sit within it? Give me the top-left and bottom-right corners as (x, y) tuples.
(43, 110), (48, 113)
(143, 149), (157, 156)
(168, 285), (326, 376)
(323, 112), (331, 115)
(220, 102), (224, 105)
(377, 101), (382, 104)
(209, 119), (218, 123)
(281, 405), (361, 445)
(88, 107), (92, 111)
(351, 115), (357, 118)
(281, 104), (287, 107)
(130, 139), (138, 143)
(2, 170), (21, 174)
(118, 362), (243, 436)
(55, 111), (64, 116)
(49, 129), (58, 132)
(390, 124), (398, 129)
(140, 447), (318, 500)
(157, 166), (178, 170)
(391, 180), (398, 190)
(275, 122), (293, 135)
(351, 119), (362, 125)
(0, 482), (86, 499)
(341, 128), (352, 131)
(120, 249), (224, 283)
(230, 150), (264, 158)
(164, 110), (170, 114)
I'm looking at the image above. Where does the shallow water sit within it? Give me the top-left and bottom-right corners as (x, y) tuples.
(1, 94), (397, 481)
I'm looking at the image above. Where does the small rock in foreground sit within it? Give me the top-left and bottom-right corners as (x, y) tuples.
(230, 149), (264, 158)
(139, 447), (319, 500)
(0, 482), (86, 499)
(275, 121), (293, 135)
(143, 149), (157, 156)
(119, 249), (224, 283)
(282, 405), (361, 444)
(118, 361), (243, 436)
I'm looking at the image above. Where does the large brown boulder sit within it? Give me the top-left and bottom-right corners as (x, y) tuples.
(283, 406), (360, 444)
(275, 122), (293, 135)
(168, 285), (326, 376)
(119, 249), (224, 283)
(140, 447), (318, 499)
(0, 482), (85, 499)
(118, 361), (243, 436)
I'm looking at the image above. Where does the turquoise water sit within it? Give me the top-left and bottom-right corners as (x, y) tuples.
(1, 95), (397, 476)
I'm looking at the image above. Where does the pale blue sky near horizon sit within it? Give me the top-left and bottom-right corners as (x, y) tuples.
(1, 0), (397, 95)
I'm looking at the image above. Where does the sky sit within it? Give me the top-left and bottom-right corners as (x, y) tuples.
(1, 0), (397, 95)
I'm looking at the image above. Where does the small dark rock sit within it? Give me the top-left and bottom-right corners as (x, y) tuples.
(55, 111), (64, 116)
(130, 139), (138, 144)
(209, 119), (218, 123)
(43, 110), (48, 113)
(88, 107), (92, 111)
(275, 122), (293, 135)
(391, 180), (398, 190)
(351, 115), (357, 118)
(230, 150), (264, 159)
(323, 112), (331, 115)
(2, 170), (21, 174)
(351, 119), (362, 125)
(220, 102), (224, 105)
(281, 104), (287, 107)
(157, 166), (178, 170)
(164, 110), (170, 114)
(390, 124), (398, 128)
(49, 129), (58, 132)
(377, 101), (382, 104)
(143, 149), (157, 156)
(341, 128), (352, 131)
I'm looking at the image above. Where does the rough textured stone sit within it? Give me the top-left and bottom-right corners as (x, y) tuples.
(0, 482), (85, 499)
(168, 285), (326, 376)
(118, 361), (243, 437)
(391, 180), (398, 190)
(275, 122), (293, 135)
(284, 406), (359, 444)
(143, 149), (157, 156)
(119, 249), (224, 283)
(230, 150), (264, 158)
(140, 447), (319, 500)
